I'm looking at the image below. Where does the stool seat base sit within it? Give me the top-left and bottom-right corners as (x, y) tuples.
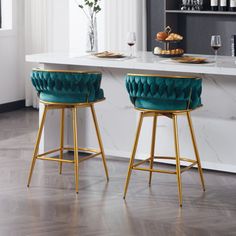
(39, 89), (104, 104)
(39, 98), (105, 107)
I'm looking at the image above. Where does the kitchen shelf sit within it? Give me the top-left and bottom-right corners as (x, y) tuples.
(165, 10), (236, 15)
(147, 0), (236, 55)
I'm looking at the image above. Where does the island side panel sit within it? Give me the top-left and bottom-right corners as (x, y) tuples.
(39, 64), (236, 173)
(68, 66), (236, 173)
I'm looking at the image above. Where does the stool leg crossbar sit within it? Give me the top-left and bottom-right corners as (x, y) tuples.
(123, 111), (205, 207)
(27, 103), (109, 193)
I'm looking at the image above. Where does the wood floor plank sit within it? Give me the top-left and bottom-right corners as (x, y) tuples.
(0, 108), (236, 236)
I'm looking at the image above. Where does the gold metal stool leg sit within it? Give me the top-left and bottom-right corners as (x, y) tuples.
(123, 112), (144, 199)
(149, 114), (158, 186)
(186, 111), (205, 191)
(90, 104), (109, 181)
(173, 114), (183, 207)
(72, 107), (79, 194)
(59, 108), (65, 174)
(27, 105), (48, 187)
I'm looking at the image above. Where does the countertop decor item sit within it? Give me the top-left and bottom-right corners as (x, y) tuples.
(172, 56), (208, 63)
(94, 51), (126, 58)
(127, 32), (136, 58)
(77, 0), (102, 52)
(211, 35), (222, 63)
(154, 26), (184, 57)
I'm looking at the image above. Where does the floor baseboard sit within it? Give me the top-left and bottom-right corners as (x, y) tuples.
(0, 100), (25, 113)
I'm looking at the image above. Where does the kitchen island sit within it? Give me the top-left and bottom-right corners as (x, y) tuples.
(26, 52), (236, 173)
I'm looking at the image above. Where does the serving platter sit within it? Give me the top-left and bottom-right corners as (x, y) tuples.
(171, 56), (208, 64)
(93, 51), (126, 58)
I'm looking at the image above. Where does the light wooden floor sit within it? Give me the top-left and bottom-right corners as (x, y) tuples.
(0, 108), (236, 236)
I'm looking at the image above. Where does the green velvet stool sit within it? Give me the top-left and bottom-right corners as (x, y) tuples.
(123, 73), (205, 206)
(27, 69), (109, 193)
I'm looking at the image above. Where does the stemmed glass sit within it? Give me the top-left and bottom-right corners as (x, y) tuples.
(127, 32), (136, 58)
(187, 0), (191, 10)
(181, 0), (187, 10)
(211, 35), (222, 63)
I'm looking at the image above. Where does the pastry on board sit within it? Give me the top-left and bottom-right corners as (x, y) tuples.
(156, 32), (168, 41)
(94, 51), (125, 58)
(154, 47), (162, 54)
(156, 31), (183, 41)
(172, 56), (207, 63)
(165, 33), (183, 41)
(154, 47), (184, 55)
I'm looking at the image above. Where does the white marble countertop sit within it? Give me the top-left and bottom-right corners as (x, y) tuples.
(26, 51), (236, 76)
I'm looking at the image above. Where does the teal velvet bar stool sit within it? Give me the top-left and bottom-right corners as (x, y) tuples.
(27, 69), (109, 193)
(123, 73), (205, 206)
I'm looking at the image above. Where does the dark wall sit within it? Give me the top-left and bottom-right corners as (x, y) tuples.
(178, 14), (236, 55)
(146, 0), (165, 51)
(147, 0), (236, 55)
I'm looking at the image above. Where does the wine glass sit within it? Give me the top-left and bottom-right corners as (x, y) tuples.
(187, 0), (191, 10)
(181, 0), (187, 10)
(197, 0), (203, 10)
(211, 35), (222, 63)
(127, 32), (136, 58)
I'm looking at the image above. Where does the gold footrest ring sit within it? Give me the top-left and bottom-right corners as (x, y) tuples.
(131, 156), (198, 174)
(36, 149), (102, 164)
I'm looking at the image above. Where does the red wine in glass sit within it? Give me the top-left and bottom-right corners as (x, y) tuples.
(211, 45), (221, 51)
(128, 42), (135, 47)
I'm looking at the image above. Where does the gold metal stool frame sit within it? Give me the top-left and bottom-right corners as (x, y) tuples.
(123, 107), (205, 207)
(27, 99), (109, 193)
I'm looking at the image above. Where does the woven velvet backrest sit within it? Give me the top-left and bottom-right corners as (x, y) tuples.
(126, 74), (202, 111)
(31, 69), (104, 103)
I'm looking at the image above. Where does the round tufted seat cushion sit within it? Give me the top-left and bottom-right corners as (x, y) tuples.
(31, 69), (104, 103)
(126, 74), (202, 111)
